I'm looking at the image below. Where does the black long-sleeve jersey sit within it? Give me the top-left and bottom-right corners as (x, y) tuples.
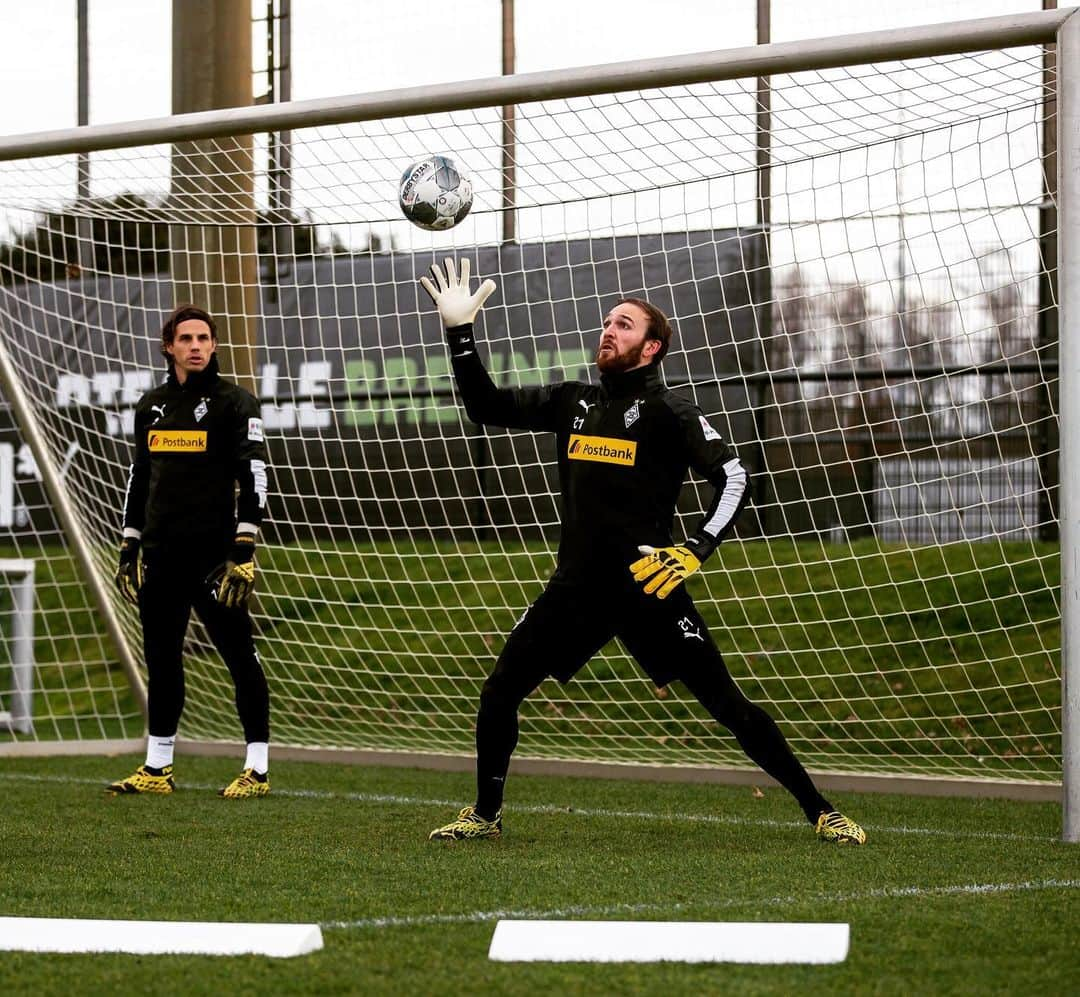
(122, 357), (268, 552)
(447, 323), (750, 582)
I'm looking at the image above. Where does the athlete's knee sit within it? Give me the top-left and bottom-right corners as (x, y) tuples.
(478, 671), (528, 720)
(681, 668), (757, 728)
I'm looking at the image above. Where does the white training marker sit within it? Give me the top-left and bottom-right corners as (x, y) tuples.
(0, 916), (323, 958)
(488, 920), (849, 964)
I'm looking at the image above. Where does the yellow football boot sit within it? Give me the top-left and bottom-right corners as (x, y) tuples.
(218, 768), (270, 798)
(106, 764), (175, 795)
(815, 810), (867, 845)
(429, 806), (502, 841)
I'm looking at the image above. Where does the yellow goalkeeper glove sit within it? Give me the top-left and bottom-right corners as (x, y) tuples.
(214, 535), (257, 609)
(114, 537), (143, 606)
(629, 544), (701, 599)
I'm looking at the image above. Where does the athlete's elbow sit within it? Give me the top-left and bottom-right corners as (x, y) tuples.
(461, 399), (491, 426)
(459, 390), (504, 427)
(719, 458), (751, 498)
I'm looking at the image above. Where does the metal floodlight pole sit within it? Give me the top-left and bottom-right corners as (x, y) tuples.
(1059, 9), (1080, 843)
(75, 0), (93, 275)
(501, 0), (516, 244)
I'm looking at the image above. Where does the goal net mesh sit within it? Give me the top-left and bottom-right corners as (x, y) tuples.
(0, 41), (1060, 782)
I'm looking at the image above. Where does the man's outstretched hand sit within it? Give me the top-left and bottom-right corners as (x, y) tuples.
(419, 257), (496, 329)
(629, 544), (701, 599)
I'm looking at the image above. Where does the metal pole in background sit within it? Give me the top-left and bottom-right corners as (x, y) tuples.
(171, 0), (258, 396)
(76, 0), (93, 275)
(267, 0), (294, 263)
(753, 0), (772, 539)
(470, 0), (518, 540)
(1039, 0), (1060, 542)
(1058, 9), (1080, 843)
(756, 0), (771, 233)
(501, 0), (517, 243)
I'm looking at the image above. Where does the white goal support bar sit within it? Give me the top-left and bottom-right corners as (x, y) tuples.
(0, 558), (34, 734)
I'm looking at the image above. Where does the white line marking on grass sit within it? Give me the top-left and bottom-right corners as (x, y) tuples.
(0, 771), (1056, 843)
(322, 879), (1080, 933)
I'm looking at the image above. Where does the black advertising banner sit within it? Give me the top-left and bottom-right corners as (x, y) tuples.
(0, 231), (765, 541)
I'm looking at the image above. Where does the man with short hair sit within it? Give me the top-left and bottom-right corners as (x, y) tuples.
(421, 259), (864, 845)
(108, 304), (271, 799)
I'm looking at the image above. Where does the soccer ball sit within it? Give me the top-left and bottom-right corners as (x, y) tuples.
(398, 155), (474, 231)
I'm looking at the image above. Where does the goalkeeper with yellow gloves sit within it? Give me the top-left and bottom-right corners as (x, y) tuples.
(421, 260), (865, 845)
(108, 305), (271, 799)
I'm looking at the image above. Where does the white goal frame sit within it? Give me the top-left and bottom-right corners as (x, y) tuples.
(0, 9), (1076, 840)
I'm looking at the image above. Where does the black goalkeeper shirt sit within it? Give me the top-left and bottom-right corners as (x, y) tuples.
(122, 357), (267, 552)
(447, 323), (750, 583)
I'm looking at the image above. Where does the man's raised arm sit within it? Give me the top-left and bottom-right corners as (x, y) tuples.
(419, 257), (561, 432)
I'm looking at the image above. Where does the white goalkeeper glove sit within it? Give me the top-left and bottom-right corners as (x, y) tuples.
(419, 257), (496, 329)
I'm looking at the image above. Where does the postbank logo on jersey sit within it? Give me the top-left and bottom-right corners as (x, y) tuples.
(148, 430), (207, 452)
(567, 434), (637, 466)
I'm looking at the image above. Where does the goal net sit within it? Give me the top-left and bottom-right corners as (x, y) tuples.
(0, 17), (1067, 786)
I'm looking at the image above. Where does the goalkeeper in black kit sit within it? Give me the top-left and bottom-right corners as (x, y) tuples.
(421, 259), (865, 845)
(107, 305), (271, 799)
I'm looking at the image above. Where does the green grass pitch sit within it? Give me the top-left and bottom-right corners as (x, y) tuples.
(0, 754), (1076, 995)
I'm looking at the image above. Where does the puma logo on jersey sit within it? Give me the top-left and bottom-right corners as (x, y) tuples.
(150, 404), (166, 423)
(578, 399), (595, 413)
(678, 616), (704, 641)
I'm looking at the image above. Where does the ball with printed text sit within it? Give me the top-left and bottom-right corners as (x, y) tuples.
(398, 155), (474, 232)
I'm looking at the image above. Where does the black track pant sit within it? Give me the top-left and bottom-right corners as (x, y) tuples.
(474, 579), (830, 823)
(139, 546), (269, 743)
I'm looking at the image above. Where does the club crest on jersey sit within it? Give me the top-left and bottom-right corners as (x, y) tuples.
(624, 400), (641, 429)
(567, 434), (637, 466)
(194, 398), (209, 423)
(699, 415), (722, 442)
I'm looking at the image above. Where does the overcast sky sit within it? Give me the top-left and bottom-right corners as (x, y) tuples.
(0, 0), (1044, 137)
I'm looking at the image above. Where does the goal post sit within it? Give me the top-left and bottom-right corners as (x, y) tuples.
(0, 10), (1076, 831)
(1057, 8), (1080, 843)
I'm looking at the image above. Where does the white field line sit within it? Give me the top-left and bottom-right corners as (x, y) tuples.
(323, 879), (1080, 932)
(0, 770), (1057, 843)
(325, 878), (1080, 932)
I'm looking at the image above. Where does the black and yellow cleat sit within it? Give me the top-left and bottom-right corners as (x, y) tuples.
(429, 806), (502, 841)
(106, 764), (175, 795)
(815, 810), (867, 845)
(218, 768), (270, 799)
